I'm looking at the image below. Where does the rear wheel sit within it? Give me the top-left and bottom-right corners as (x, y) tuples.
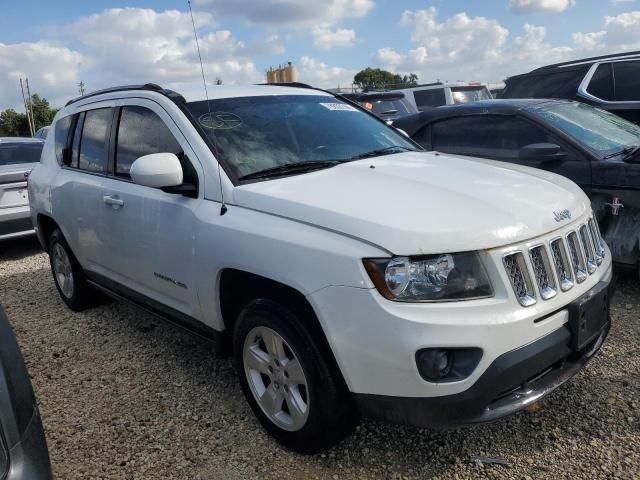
(48, 229), (102, 311)
(234, 299), (357, 453)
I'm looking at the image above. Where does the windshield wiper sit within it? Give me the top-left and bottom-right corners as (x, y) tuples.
(238, 160), (344, 181)
(349, 145), (415, 160)
(623, 145), (640, 162)
(603, 145), (639, 160)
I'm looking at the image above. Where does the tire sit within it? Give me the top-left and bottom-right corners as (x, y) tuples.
(48, 229), (102, 311)
(234, 298), (357, 453)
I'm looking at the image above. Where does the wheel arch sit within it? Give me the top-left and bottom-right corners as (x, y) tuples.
(36, 214), (60, 252)
(218, 268), (348, 389)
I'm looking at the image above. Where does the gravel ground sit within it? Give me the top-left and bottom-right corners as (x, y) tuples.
(1, 236), (639, 479)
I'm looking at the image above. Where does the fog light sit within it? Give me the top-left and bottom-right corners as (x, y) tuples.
(415, 347), (483, 383)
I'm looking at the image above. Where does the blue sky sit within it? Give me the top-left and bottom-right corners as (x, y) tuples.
(1, 0), (639, 109)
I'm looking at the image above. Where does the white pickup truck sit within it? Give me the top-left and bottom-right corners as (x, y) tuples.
(28, 84), (612, 453)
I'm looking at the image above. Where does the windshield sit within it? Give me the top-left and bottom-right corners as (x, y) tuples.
(185, 94), (417, 180)
(370, 98), (417, 119)
(0, 143), (43, 165)
(530, 102), (640, 157)
(450, 86), (492, 104)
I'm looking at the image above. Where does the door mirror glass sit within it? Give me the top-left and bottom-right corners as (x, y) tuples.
(130, 153), (183, 188)
(519, 143), (567, 162)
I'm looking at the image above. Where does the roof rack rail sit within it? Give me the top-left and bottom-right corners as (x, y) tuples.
(65, 83), (185, 106)
(530, 50), (640, 73)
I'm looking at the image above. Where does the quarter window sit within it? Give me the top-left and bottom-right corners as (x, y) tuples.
(69, 112), (84, 169)
(78, 108), (111, 173)
(431, 115), (552, 159)
(54, 116), (72, 165)
(115, 106), (182, 177)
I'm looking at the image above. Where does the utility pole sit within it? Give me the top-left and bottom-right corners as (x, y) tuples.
(19, 78), (34, 137)
(25, 78), (36, 134)
(78, 81), (85, 95)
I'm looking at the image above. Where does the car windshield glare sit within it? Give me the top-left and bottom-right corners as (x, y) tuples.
(450, 87), (492, 104)
(531, 103), (640, 157)
(185, 94), (417, 180)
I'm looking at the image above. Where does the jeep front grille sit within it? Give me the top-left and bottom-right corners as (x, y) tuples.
(503, 217), (606, 307)
(503, 252), (536, 307)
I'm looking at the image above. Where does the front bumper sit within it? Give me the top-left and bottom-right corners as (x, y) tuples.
(354, 310), (609, 428)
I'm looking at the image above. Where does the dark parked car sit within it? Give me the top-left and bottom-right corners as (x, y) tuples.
(501, 51), (640, 125)
(0, 305), (52, 479)
(394, 99), (640, 273)
(339, 91), (418, 122)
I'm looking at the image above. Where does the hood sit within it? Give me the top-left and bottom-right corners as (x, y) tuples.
(233, 152), (590, 254)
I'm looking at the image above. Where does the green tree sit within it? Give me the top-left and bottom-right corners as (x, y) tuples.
(353, 68), (419, 89)
(0, 109), (30, 137)
(0, 94), (59, 137)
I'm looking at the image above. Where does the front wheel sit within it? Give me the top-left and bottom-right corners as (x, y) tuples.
(234, 299), (357, 453)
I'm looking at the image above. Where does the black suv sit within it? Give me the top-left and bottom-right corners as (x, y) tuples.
(394, 99), (640, 275)
(501, 51), (640, 125)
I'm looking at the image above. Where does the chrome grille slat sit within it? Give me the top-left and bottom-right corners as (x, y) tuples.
(529, 245), (557, 300)
(567, 231), (588, 283)
(579, 225), (597, 274)
(550, 238), (574, 292)
(588, 218), (605, 264)
(503, 252), (536, 307)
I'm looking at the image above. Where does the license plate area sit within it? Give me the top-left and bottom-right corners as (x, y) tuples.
(567, 281), (610, 350)
(0, 183), (28, 208)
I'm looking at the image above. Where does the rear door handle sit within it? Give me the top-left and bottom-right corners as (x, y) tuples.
(103, 195), (124, 208)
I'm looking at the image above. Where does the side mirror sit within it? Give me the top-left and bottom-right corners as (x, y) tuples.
(519, 143), (567, 162)
(130, 153), (183, 188)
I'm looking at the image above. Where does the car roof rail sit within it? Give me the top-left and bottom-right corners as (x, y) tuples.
(530, 50), (640, 72)
(258, 82), (314, 89)
(65, 83), (186, 106)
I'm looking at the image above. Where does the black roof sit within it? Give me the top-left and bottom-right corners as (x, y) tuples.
(393, 99), (573, 135)
(529, 50), (640, 73)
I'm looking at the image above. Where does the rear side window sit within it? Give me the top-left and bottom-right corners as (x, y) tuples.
(613, 61), (640, 101)
(413, 89), (446, 109)
(503, 68), (587, 99)
(0, 143), (43, 165)
(586, 63), (614, 100)
(431, 115), (551, 159)
(78, 108), (112, 173)
(115, 106), (182, 177)
(54, 115), (72, 165)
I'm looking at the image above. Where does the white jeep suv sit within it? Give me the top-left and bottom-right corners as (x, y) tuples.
(28, 84), (612, 453)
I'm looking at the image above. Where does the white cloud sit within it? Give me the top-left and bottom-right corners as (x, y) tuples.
(508, 0), (576, 14)
(194, 0), (373, 26)
(312, 26), (356, 50)
(297, 56), (356, 88)
(0, 42), (83, 110)
(572, 11), (640, 51)
(377, 9), (575, 82)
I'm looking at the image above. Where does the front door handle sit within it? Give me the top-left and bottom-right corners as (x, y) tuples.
(103, 195), (124, 208)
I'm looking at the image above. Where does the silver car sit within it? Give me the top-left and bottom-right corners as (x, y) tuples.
(0, 138), (44, 240)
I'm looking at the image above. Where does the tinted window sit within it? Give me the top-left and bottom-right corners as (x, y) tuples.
(78, 108), (111, 173)
(69, 112), (84, 168)
(116, 106), (182, 177)
(503, 68), (588, 99)
(431, 115), (551, 158)
(413, 89), (446, 109)
(54, 116), (72, 164)
(613, 61), (640, 101)
(0, 143), (43, 165)
(450, 87), (492, 104)
(531, 102), (640, 157)
(586, 63), (613, 100)
(185, 95), (416, 180)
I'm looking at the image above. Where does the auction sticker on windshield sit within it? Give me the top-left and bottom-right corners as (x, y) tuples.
(320, 103), (358, 112)
(199, 112), (242, 129)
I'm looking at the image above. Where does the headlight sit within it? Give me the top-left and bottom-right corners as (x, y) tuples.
(363, 252), (493, 302)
